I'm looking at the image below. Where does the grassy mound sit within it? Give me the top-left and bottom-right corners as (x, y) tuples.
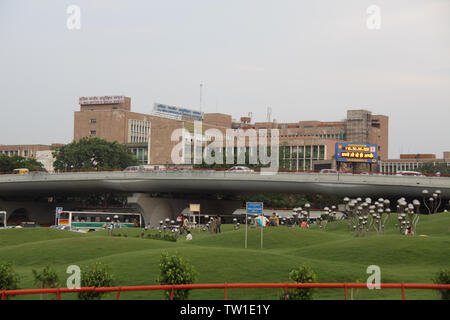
(0, 212), (448, 300)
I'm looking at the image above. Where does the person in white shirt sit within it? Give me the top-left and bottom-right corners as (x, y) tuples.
(186, 231), (193, 240)
(256, 214), (269, 227)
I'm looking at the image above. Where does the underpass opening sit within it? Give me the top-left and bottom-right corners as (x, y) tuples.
(8, 208), (30, 226)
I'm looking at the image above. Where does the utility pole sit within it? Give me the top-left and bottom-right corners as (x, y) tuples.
(200, 83), (203, 112)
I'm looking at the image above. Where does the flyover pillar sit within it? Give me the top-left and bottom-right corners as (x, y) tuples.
(127, 193), (242, 227)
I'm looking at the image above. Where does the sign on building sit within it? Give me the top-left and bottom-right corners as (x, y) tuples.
(335, 143), (378, 163)
(79, 95), (125, 105)
(153, 103), (203, 120)
(190, 204), (200, 212)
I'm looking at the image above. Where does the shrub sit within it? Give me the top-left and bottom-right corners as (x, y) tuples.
(158, 252), (197, 300)
(321, 214), (336, 222)
(0, 262), (20, 300)
(284, 265), (317, 300)
(77, 262), (114, 300)
(433, 268), (450, 300)
(32, 265), (59, 300)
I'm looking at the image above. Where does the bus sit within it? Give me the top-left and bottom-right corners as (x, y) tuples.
(57, 211), (142, 232)
(0, 211), (6, 228)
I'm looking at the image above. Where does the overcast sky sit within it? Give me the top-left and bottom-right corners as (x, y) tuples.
(0, 0), (449, 158)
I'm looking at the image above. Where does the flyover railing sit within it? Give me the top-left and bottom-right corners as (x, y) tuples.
(0, 167), (449, 178)
(1, 282), (449, 300)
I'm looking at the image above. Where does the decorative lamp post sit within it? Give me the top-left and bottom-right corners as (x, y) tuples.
(304, 203), (311, 222)
(292, 210), (298, 227)
(422, 190), (431, 214)
(433, 190), (441, 213)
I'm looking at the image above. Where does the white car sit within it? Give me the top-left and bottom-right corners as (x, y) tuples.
(319, 169), (338, 174)
(226, 166), (254, 173)
(124, 165), (145, 172)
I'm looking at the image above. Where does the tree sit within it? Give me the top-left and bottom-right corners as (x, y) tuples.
(284, 265), (317, 300)
(77, 262), (114, 300)
(0, 154), (45, 172)
(433, 268), (450, 300)
(419, 162), (450, 175)
(0, 261), (21, 300)
(32, 265), (59, 300)
(158, 251), (197, 300)
(52, 137), (139, 171)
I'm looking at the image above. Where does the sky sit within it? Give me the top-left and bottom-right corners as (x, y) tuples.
(0, 0), (449, 159)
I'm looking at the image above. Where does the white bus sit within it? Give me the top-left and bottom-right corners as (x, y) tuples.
(0, 211), (6, 228)
(57, 211), (142, 232)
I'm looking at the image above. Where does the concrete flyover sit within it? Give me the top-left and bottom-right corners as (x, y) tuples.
(0, 170), (450, 199)
(0, 170), (449, 226)
(0, 170), (449, 198)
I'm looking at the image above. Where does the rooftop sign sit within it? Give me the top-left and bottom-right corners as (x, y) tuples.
(153, 103), (203, 120)
(79, 95), (125, 105)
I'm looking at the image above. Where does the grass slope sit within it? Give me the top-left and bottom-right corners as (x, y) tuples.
(0, 212), (449, 300)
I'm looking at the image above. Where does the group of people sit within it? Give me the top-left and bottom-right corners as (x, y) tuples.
(262, 212), (309, 228)
(208, 215), (222, 234)
(174, 214), (223, 240)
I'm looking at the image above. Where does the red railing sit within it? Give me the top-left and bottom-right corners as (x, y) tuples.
(1, 282), (448, 300)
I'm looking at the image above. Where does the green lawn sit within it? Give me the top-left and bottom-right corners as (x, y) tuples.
(0, 212), (449, 300)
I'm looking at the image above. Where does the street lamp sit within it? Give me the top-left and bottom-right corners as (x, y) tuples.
(422, 189), (431, 214)
(292, 211), (298, 227)
(434, 190), (441, 213)
(304, 203), (311, 222)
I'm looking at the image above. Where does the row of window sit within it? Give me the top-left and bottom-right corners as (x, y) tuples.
(379, 162), (450, 173)
(129, 147), (148, 164)
(277, 133), (345, 140)
(0, 150), (33, 157)
(129, 120), (151, 143)
(280, 145), (326, 160)
(280, 159), (318, 171)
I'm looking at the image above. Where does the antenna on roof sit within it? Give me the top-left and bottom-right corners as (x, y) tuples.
(266, 107), (272, 122)
(199, 83), (203, 112)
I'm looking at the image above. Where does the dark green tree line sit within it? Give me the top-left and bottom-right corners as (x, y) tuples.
(52, 137), (139, 171)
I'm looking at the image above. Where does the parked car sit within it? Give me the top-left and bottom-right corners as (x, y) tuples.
(124, 165), (145, 172)
(319, 169), (338, 174)
(18, 221), (40, 228)
(226, 166), (254, 173)
(395, 171), (424, 177)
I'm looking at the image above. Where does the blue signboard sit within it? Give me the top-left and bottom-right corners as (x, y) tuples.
(153, 103), (203, 120)
(246, 202), (263, 214)
(335, 143), (378, 163)
(55, 207), (63, 218)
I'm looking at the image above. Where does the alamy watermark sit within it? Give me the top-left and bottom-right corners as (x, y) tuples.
(66, 265), (81, 289)
(366, 5), (381, 30)
(170, 121), (280, 174)
(66, 5), (81, 30)
(366, 265), (381, 289)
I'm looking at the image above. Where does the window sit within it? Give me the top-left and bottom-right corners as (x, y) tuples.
(319, 145), (325, 160)
(298, 146), (304, 158)
(305, 146), (311, 158)
(90, 118), (96, 124)
(313, 146), (319, 159)
(291, 146), (297, 158)
(90, 130), (96, 136)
